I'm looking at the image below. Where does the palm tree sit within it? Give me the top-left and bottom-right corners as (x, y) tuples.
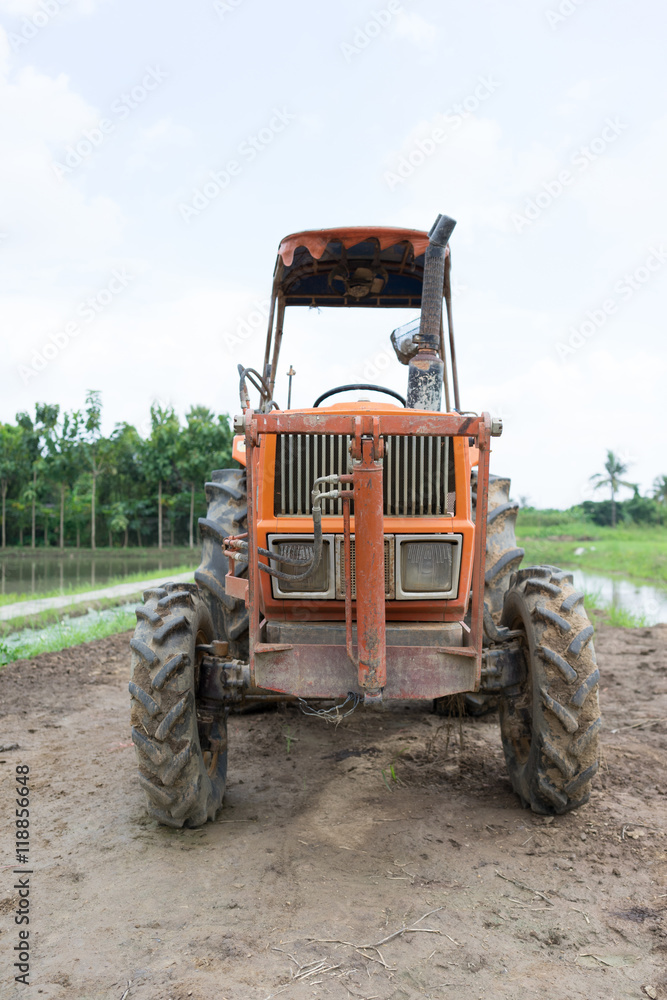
(590, 450), (637, 527)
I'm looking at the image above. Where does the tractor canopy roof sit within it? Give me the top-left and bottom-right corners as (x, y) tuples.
(275, 226), (448, 308)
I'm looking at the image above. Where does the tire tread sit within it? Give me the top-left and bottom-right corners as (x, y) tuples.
(498, 564), (601, 815)
(129, 585), (227, 827)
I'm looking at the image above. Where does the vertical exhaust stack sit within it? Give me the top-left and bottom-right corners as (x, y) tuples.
(407, 213), (457, 411)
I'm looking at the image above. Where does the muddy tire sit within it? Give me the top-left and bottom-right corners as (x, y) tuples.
(498, 565), (600, 814)
(129, 582), (227, 828)
(436, 474), (525, 718)
(195, 468), (249, 660)
(473, 472), (525, 622)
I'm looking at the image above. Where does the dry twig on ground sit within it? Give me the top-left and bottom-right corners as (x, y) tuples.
(495, 869), (554, 906)
(308, 905), (446, 966)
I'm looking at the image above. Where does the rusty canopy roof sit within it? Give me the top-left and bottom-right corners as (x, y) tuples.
(274, 226), (447, 308)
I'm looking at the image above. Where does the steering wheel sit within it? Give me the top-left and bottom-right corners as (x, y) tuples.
(313, 384), (406, 408)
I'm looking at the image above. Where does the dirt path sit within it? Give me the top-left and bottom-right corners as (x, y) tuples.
(0, 573), (194, 622)
(1, 621), (666, 1000)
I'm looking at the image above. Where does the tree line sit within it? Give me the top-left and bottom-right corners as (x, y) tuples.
(3, 410), (665, 553)
(519, 450), (667, 526)
(0, 392), (233, 551)
(588, 450), (667, 526)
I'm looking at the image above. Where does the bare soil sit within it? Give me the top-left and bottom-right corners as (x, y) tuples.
(1, 621), (666, 1000)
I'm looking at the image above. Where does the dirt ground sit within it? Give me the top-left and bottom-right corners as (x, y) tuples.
(1, 620), (666, 1000)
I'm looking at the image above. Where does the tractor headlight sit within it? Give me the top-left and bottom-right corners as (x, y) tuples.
(395, 534), (462, 600)
(267, 535), (335, 599)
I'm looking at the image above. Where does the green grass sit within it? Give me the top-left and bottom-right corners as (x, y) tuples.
(0, 564), (196, 609)
(600, 606), (648, 628)
(0, 592), (145, 640)
(516, 514), (667, 585)
(0, 608), (135, 666)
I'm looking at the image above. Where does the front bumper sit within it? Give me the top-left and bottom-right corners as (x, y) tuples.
(254, 621), (474, 700)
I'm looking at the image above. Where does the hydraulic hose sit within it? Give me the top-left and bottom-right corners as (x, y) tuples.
(256, 475), (340, 583)
(237, 364), (279, 412)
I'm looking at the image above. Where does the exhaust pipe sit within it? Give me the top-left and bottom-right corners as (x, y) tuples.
(407, 213), (457, 411)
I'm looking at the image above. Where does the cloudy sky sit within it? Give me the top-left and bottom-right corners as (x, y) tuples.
(1, 0), (664, 507)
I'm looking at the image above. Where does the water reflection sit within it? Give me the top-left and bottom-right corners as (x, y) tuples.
(570, 569), (667, 625)
(2, 554), (664, 624)
(0, 553), (194, 597)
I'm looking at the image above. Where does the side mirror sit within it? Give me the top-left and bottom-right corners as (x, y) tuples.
(390, 317), (420, 366)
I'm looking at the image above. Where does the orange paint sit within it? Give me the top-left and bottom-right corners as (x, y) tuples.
(232, 435), (247, 466)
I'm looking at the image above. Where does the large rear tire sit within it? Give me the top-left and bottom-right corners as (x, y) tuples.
(498, 565), (600, 814)
(195, 468), (249, 660)
(129, 582), (227, 828)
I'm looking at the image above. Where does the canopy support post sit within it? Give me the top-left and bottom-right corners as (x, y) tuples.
(269, 294), (286, 402)
(444, 253), (460, 410)
(262, 270), (280, 381)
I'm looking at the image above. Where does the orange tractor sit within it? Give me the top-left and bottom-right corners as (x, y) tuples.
(129, 215), (601, 827)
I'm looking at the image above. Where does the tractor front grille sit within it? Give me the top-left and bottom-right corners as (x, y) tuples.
(274, 434), (455, 517)
(335, 536), (393, 599)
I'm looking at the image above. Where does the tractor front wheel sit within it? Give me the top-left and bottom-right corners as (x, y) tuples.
(129, 582), (227, 827)
(498, 565), (600, 814)
(195, 469), (249, 660)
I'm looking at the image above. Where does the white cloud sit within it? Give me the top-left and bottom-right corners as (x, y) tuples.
(383, 111), (562, 236)
(123, 117), (194, 172)
(0, 15), (9, 72)
(376, 101), (666, 505)
(555, 78), (595, 116)
(467, 347), (666, 507)
(142, 118), (191, 145)
(0, 0), (104, 14)
(381, 100), (667, 253)
(0, 29), (124, 282)
(0, 0), (663, 522)
(393, 10), (436, 48)
(566, 80), (593, 101)
(0, 277), (275, 433)
(567, 114), (667, 241)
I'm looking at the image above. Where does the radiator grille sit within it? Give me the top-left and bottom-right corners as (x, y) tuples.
(274, 434), (455, 517)
(335, 537), (393, 600)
